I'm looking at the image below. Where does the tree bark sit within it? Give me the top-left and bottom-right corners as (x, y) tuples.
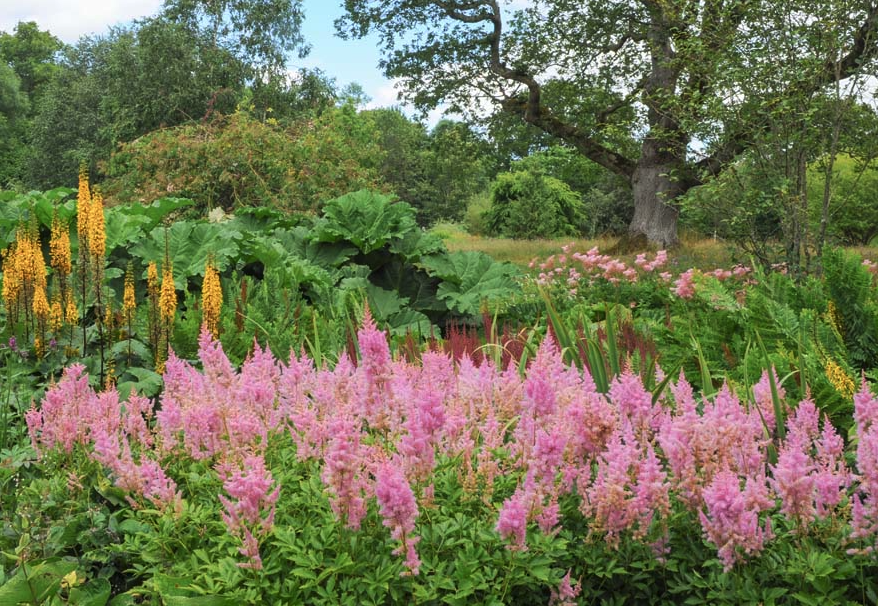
(627, 7), (683, 248)
(630, 153), (683, 248)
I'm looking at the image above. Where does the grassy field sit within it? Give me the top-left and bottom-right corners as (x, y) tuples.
(431, 222), (738, 270)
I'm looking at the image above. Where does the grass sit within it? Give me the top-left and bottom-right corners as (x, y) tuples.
(431, 222), (738, 271)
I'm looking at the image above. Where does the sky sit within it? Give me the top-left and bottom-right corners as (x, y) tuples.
(0, 0), (414, 115)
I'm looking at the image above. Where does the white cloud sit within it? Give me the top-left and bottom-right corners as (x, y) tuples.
(0, 0), (163, 42)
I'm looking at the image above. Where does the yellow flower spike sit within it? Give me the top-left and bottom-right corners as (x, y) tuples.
(201, 261), (222, 338)
(32, 285), (50, 320)
(1, 244), (21, 313)
(103, 297), (114, 329)
(50, 296), (63, 332)
(65, 296), (78, 325)
(50, 215), (72, 277)
(826, 300), (844, 338)
(147, 262), (159, 297)
(88, 187), (106, 259)
(123, 265), (136, 314)
(159, 264), (177, 322)
(825, 359), (855, 399)
(76, 166), (92, 247)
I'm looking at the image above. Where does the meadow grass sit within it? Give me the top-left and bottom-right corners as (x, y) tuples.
(432, 222), (738, 270)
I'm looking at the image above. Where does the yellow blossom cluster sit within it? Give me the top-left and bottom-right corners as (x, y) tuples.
(50, 214), (72, 278)
(1, 226), (47, 321)
(201, 261), (223, 338)
(124, 264), (137, 315)
(160, 264), (177, 322)
(826, 300), (844, 338)
(825, 359), (855, 399)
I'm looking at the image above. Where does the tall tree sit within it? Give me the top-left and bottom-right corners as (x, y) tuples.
(0, 21), (62, 99)
(338, 0), (878, 245)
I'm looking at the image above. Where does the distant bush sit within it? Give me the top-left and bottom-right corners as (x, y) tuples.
(102, 108), (382, 213)
(483, 170), (584, 239)
(463, 190), (492, 235)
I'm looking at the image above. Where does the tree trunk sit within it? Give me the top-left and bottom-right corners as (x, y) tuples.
(628, 12), (683, 249)
(629, 165), (681, 248)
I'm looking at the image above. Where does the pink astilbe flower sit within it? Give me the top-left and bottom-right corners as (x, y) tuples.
(496, 489), (530, 550)
(851, 381), (878, 550)
(322, 417), (370, 530)
(27, 364), (94, 454)
(771, 432), (816, 524)
(582, 428), (669, 547)
(771, 397), (850, 527)
(375, 461), (421, 575)
(673, 269), (697, 299)
(659, 382), (767, 509)
(217, 454), (280, 569)
(549, 570), (582, 606)
(399, 388), (447, 489)
(609, 369), (657, 434)
(698, 471), (773, 570)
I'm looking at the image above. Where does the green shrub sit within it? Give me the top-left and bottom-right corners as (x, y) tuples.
(463, 190), (492, 235)
(484, 171), (584, 239)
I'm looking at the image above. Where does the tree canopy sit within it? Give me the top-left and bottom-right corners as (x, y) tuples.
(338, 0), (878, 245)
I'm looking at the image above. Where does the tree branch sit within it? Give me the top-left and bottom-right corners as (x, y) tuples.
(698, 4), (878, 178)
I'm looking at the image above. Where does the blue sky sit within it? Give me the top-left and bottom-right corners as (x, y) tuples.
(0, 0), (407, 112)
(298, 0), (400, 109)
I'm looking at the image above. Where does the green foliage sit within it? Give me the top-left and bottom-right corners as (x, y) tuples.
(512, 147), (633, 236)
(104, 109), (382, 213)
(807, 153), (878, 246)
(484, 171), (584, 240)
(822, 247), (878, 370)
(421, 251), (519, 316)
(315, 190), (419, 254)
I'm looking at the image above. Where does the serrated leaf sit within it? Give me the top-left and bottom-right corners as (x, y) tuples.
(423, 251), (520, 316)
(130, 222), (240, 286)
(315, 190), (418, 254)
(366, 284), (408, 319)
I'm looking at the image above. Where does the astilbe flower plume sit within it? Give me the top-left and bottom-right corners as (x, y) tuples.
(851, 381), (878, 551)
(322, 417), (370, 530)
(698, 470), (773, 570)
(217, 454), (280, 569)
(375, 461), (421, 575)
(549, 570), (582, 606)
(771, 398), (850, 527)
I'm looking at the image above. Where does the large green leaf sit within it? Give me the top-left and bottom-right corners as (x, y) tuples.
(245, 237), (335, 294)
(387, 229), (447, 261)
(122, 197), (194, 226)
(0, 558), (77, 604)
(365, 283), (409, 320)
(423, 251), (520, 316)
(271, 227), (356, 268)
(130, 221), (240, 286)
(69, 577), (111, 606)
(385, 309), (435, 338)
(314, 190), (419, 254)
(370, 258), (445, 313)
(31, 188), (77, 228)
(104, 210), (153, 257)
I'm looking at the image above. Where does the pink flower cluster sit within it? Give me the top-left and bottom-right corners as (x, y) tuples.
(26, 365), (180, 511)
(531, 244), (751, 302)
(30, 320), (878, 574)
(851, 381), (878, 552)
(217, 454), (280, 569)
